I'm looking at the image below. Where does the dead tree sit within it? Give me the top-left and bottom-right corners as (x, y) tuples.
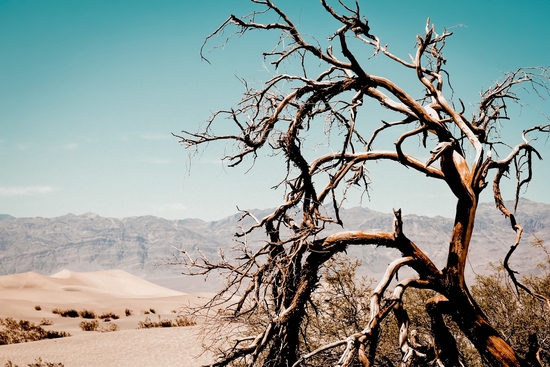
(174, 1), (550, 366)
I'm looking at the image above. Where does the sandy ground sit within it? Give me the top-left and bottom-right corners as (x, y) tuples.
(0, 327), (212, 366)
(0, 270), (217, 366)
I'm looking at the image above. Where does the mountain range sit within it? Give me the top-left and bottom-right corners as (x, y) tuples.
(0, 199), (548, 292)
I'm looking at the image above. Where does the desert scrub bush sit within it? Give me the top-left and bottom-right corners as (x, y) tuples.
(137, 317), (165, 329)
(79, 320), (99, 331)
(5, 358), (65, 367)
(149, 308), (156, 314)
(26, 358), (64, 367)
(34, 305), (41, 311)
(51, 308), (78, 318)
(141, 310), (150, 314)
(78, 309), (96, 319)
(159, 319), (173, 328)
(125, 308), (133, 316)
(39, 319), (53, 326)
(0, 317), (70, 345)
(98, 312), (119, 320)
(137, 316), (196, 329)
(173, 316), (196, 327)
(79, 320), (118, 332)
(100, 323), (119, 332)
(43, 330), (69, 339)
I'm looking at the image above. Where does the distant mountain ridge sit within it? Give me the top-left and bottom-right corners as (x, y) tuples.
(0, 199), (548, 292)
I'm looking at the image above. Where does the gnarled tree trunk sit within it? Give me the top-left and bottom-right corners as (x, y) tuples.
(174, 1), (550, 366)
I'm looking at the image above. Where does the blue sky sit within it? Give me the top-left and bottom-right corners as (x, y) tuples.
(1, 0), (549, 221)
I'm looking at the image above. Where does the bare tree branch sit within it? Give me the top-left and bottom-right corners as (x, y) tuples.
(176, 2), (550, 366)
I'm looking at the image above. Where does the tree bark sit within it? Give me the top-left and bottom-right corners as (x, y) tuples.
(177, 3), (550, 365)
(443, 196), (524, 366)
(448, 286), (523, 366)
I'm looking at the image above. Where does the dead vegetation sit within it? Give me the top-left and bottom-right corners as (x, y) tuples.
(79, 320), (119, 332)
(4, 359), (64, 367)
(0, 318), (70, 345)
(137, 316), (196, 329)
(174, 1), (550, 366)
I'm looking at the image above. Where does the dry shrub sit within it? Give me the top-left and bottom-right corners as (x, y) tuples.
(39, 319), (53, 326)
(125, 308), (133, 317)
(34, 305), (41, 311)
(98, 312), (119, 320)
(79, 320), (118, 332)
(137, 316), (196, 329)
(100, 323), (119, 333)
(173, 316), (195, 327)
(0, 318), (70, 345)
(78, 309), (96, 319)
(79, 320), (99, 331)
(5, 358), (64, 367)
(51, 309), (78, 318)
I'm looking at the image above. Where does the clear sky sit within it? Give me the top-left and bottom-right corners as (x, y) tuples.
(1, 0), (549, 221)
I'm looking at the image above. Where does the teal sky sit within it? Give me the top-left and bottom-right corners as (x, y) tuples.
(1, 0), (549, 220)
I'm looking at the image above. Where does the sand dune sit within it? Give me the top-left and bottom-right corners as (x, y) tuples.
(1, 269), (183, 297)
(51, 269), (185, 297)
(0, 269), (216, 366)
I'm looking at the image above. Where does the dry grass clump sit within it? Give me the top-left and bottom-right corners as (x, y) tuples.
(34, 305), (41, 311)
(39, 319), (53, 326)
(79, 320), (119, 332)
(79, 320), (99, 331)
(77, 309), (96, 319)
(100, 323), (119, 332)
(137, 316), (195, 329)
(52, 308), (120, 321)
(51, 309), (78, 318)
(125, 308), (133, 316)
(0, 317), (70, 345)
(98, 312), (119, 320)
(5, 358), (64, 367)
(173, 317), (195, 327)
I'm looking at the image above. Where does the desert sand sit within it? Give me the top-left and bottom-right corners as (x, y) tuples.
(0, 270), (216, 366)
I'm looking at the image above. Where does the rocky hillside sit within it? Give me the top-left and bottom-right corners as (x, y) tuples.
(0, 199), (548, 292)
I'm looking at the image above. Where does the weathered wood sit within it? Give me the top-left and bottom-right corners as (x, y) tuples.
(174, 1), (550, 366)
